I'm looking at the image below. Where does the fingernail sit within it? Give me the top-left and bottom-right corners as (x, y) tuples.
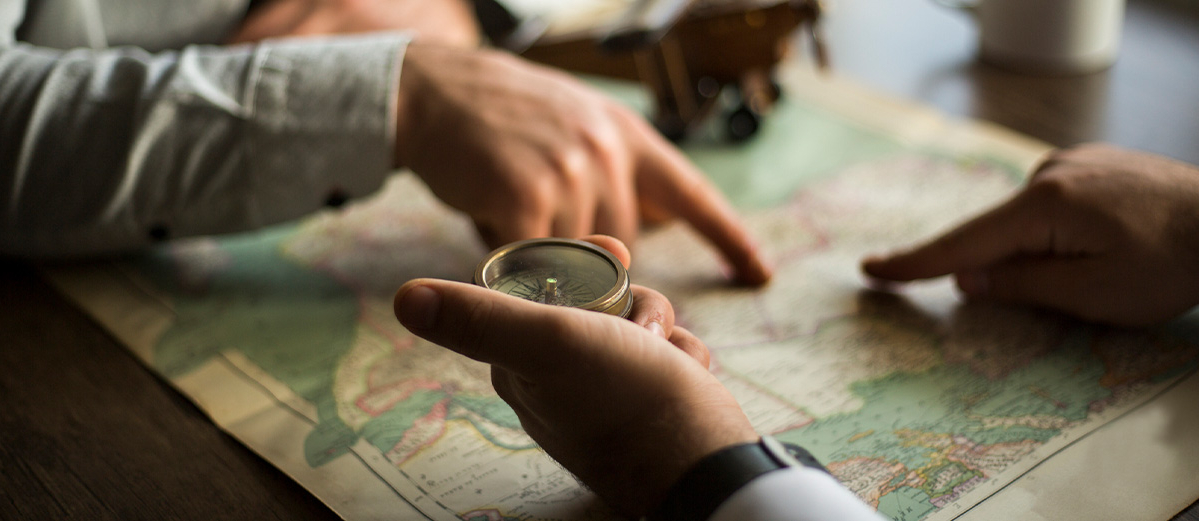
(647, 321), (666, 338)
(745, 240), (774, 285)
(754, 255), (774, 283)
(957, 270), (990, 297)
(398, 285), (441, 331)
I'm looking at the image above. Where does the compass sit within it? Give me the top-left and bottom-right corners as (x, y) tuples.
(473, 238), (633, 318)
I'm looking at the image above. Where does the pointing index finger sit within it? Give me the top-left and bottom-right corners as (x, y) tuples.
(633, 135), (772, 286)
(862, 187), (1055, 282)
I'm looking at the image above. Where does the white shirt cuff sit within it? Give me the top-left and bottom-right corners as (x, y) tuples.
(708, 467), (888, 521)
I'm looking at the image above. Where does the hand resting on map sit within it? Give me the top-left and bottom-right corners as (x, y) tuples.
(393, 235), (757, 517)
(863, 144), (1199, 326)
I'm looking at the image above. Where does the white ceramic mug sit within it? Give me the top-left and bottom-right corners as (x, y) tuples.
(933, 0), (1126, 74)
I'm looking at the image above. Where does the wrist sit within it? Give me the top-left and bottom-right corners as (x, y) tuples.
(645, 435), (829, 521)
(591, 419), (756, 518)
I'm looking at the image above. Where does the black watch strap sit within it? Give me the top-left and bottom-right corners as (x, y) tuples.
(646, 436), (827, 521)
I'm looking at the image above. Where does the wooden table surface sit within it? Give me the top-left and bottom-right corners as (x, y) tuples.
(826, 0), (1199, 164)
(2, 0), (1197, 520)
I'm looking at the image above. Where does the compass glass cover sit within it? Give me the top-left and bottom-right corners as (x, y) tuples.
(482, 244), (619, 308)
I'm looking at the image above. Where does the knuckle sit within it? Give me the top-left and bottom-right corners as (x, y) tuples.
(1030, 164), (1111, 209)
(586, 107), (638, 169)
(550, 147), (592, 190)
(588, 122), (628, 166)
(1025, 171), (1080, 205)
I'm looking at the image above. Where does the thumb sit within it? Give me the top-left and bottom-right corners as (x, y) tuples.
(393, 278), (604, 376)
(862, 187), (1054, 282)
(960, 257), (1103, 319)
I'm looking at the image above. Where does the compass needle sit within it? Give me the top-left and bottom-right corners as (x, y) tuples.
(544, 277), (558, 304)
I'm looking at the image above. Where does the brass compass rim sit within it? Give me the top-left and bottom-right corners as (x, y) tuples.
(473, 238), (632, 318)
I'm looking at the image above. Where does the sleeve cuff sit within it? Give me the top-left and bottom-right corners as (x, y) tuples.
(708, 467), (887, 521)
(247, 31), (410, 223)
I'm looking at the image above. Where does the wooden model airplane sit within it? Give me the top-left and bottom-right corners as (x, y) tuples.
(475, 0), (829, 141)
